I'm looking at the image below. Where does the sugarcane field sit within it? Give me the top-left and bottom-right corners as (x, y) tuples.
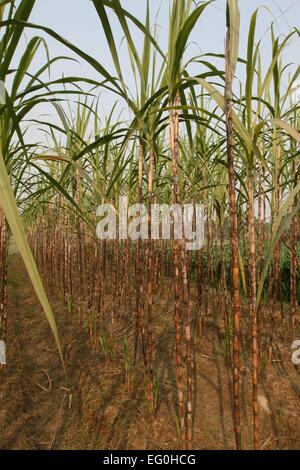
(0, 0), (299, 455)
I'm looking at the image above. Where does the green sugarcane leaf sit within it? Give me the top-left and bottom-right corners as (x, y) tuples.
(227, 0), (240, 76)
(272, 118), (300, 144)
(256, 183), (300, 307)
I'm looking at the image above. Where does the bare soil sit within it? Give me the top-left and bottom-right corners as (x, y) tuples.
(0, 254), (299, 450)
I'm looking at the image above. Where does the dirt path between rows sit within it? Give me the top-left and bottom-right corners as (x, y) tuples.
(0, 254), (299, 449)
(0, 254), (107, 449)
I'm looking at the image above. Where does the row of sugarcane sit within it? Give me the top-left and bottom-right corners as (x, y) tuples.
(0, 0), (299, 451)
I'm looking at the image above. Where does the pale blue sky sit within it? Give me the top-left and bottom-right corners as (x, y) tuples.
(16, 0), (300, 140)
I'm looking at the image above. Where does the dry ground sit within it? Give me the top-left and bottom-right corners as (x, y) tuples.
(0, 253), (299, 450)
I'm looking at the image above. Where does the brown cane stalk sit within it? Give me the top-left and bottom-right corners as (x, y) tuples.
(225, 23), (242, 450)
